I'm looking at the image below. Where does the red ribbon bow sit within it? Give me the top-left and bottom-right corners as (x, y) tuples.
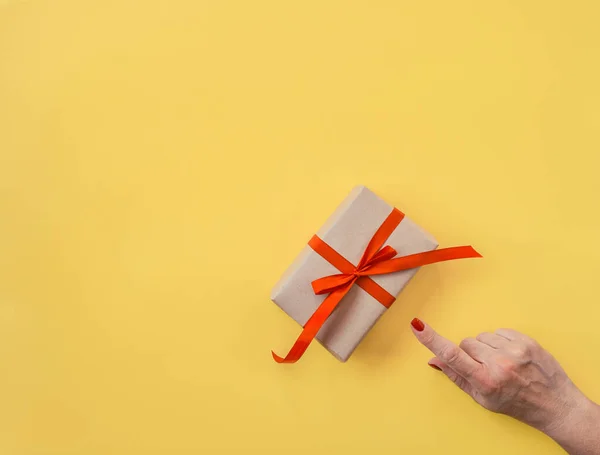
(272, 208), (481, 363)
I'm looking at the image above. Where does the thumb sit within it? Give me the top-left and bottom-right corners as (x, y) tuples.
(428, 357), (474, 396)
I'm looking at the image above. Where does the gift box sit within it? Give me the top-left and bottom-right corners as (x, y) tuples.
(271, 186), (480, 363)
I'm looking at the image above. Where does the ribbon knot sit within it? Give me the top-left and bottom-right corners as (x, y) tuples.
(312, 244), (398, 295)
(272, 208), (481, 364)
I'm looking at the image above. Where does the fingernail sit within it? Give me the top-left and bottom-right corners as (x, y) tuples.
(428, 363), (442, 371)
(411, 318), (425, 332)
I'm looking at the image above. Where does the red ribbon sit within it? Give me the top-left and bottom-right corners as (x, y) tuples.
(272, 208), (482, 363)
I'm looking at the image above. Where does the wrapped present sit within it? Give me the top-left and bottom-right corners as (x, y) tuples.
(271, 186), (481, 363)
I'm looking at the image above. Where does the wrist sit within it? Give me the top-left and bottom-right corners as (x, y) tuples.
(541, 389), (600, 449)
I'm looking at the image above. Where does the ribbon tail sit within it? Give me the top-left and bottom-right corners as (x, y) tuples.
(366, 246), (482, 275)
(272, 285), (351, 364)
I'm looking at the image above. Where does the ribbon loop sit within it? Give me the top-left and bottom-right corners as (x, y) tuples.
(312, 273), (356, 295)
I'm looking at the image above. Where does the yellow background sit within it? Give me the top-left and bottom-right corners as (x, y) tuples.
(1, 1), (599, 454)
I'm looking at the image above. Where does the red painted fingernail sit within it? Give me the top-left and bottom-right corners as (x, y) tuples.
(411, 318), (425, 332)
(428, 363), (442, 371)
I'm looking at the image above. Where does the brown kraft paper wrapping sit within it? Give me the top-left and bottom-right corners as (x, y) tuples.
(271, 186), (438, 361)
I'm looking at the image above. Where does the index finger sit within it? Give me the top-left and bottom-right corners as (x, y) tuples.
(411, 318), (483, 381)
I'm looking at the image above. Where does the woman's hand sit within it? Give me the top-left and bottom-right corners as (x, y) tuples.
(410, 318), (600, 455)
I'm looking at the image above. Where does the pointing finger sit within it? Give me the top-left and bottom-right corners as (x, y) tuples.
(411, 318), (484, 383)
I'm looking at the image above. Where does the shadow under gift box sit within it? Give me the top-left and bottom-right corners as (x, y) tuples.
(271, 186), (439, 362)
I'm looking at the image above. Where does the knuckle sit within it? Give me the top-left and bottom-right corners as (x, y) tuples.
(511, 343), (530, 359)
(440, 345), (462, 365)
(512, 346), (526, 358)
(459, 337), (476, 349)
(478, 377), (501, 397)
(495, 355), (518, 375)
(524, 338), (540, 353)
(476, 333), (488, 342)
